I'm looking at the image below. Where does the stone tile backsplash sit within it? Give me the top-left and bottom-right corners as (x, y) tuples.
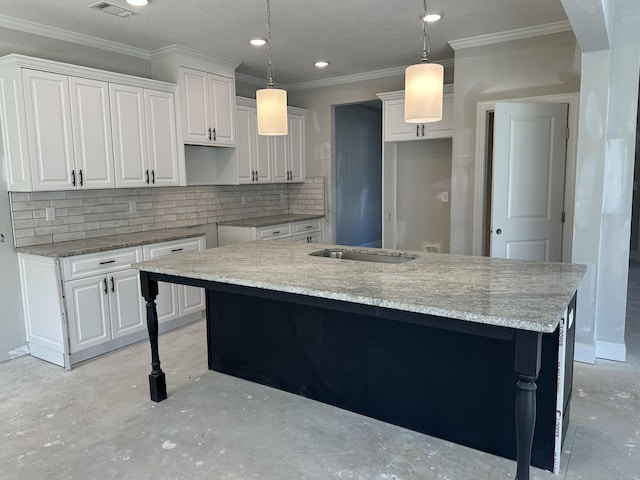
(10, 177), (325, 247)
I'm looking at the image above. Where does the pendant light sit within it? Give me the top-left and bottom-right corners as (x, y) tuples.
(404, 0), (444, 123)
(256, 0), (288, 135)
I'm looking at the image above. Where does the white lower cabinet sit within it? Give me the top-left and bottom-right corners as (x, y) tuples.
(218, 218), (323, 246)
(18, 235), (205, 370)
(142, 237), (205, 323)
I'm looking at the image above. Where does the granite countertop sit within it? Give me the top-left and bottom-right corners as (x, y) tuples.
(15, 228), (205, 258)
(217, 214), (324, 228)
(132, 241), (586, 333)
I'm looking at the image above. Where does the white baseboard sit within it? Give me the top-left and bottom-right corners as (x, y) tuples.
(574, 342), (596, 364)
(595, 340), (627, 362)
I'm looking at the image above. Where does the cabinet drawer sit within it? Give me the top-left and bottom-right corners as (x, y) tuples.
(257, 224), (291, 240)
(293, 219), (322, 235)
(143, 236), (205, 259)
(62, 246), (142, 280)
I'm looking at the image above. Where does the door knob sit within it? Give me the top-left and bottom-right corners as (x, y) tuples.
(496, 228), (502, 235)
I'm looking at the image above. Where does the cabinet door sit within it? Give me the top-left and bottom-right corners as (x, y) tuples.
(254, 112), (272, 183)
(271, 135), (288, 182)
(288, 113), (305, 182)
(66, 275), (111, 352)
(110, 83), (149, 187)
(22, 69), (75, 191)
(425, 94), (454, 138)
(208, 74), (235, 146)
(180, 67), (210, 144)
(384, 98), (421, 142)
(179, 283), (205, 316)
(109, 269), (146, 339)
(142, 243), (180, 324)
(144, 89), (179, 186)
(235, 104), (255, 184)
(69, 77), (115, 189)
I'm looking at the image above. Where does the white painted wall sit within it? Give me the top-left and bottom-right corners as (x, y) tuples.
(449, 31), (582, 255)
(568, 0), (640, 362)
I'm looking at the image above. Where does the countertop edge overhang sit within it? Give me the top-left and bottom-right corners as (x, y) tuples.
(14, 227), (206, 258)
(132, 241), (587, 334)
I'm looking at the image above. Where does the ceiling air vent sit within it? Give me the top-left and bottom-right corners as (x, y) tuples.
(88, 1), (138, 17)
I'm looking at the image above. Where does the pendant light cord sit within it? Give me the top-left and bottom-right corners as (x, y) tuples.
(420, 0), (431, 63)
(266, 0), (275, 87)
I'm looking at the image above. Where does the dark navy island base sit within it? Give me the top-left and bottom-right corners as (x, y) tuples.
(139, 270), (576, 480)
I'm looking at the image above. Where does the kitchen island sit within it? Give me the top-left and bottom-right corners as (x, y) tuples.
(132, 241), (585, 480)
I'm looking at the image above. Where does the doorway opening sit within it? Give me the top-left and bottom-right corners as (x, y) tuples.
(333, 101), (382, 247)
(473, 93), (579, 261)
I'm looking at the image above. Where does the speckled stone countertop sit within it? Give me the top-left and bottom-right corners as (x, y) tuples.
(132, 241), (586, 333)
(15, 228), (205, 258)
(217, 214), (324, 228)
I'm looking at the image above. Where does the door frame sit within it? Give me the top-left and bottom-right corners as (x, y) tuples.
(472, 92), (580, 260)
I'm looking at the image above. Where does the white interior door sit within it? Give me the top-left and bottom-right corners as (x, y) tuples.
(491, 102), (568, 261)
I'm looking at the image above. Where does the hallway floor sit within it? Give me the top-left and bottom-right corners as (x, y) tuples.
(1, 268), (639, 480)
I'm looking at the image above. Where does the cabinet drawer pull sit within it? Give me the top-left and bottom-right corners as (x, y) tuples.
(103, 277), (108, 294)
(170, 248), (184, 252)
(272, 231), (280, 235)
(99, 259), (116, 265)
(305, 225), (312, 229)
(110, 276), (115, 293)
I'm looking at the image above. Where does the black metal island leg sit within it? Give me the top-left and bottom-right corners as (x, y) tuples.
(513, 329), (543, 480)
(140, 271), (167, 402)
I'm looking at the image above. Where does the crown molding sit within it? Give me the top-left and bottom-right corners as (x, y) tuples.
(285, 58), (454, 92)
(235, 73), (267, 88)
(449, 21), (572, 50)
(150, 45), (240, 70)
(0, 14), (150, 60)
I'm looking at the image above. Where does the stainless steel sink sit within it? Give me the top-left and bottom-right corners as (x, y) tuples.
(309, 248), (417, 264)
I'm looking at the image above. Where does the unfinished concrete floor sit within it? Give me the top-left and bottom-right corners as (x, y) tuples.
(2, 267), (639, 480)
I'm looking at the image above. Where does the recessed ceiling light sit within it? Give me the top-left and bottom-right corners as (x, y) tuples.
(424, 12), (442, 22)
(250, 38), (267, 46)
(314, 61), (329, 68)
(126, 0), (148, 6)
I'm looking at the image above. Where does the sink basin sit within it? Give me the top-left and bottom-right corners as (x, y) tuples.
(309, 249), (417, 264)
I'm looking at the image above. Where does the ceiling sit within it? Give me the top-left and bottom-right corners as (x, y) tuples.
(0, 0), (570, 86)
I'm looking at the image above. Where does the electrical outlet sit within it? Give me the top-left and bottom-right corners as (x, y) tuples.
(129, 201), (137, 213)
(45, 207), (55, 221)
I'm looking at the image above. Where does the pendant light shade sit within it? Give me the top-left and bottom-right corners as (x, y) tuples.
(257, 87), (288, 135)
(404, 0), (444, 124)
(256, 0), (288, 136)
(404, 62), (444, 123)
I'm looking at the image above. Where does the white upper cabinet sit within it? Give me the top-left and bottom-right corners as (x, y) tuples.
(380, 91), (453, 142)
(145, 89), (180, 186)
(235, 103), (272, 184)
(180, 66), (235, 146)
(110, 84), (148, 187)
(22, 69), (76, 191)
(272, 112), (305, 183)
(69, 77), (115, 189)
(110, 83), (179, 188)
(0, 54), (180, 192)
